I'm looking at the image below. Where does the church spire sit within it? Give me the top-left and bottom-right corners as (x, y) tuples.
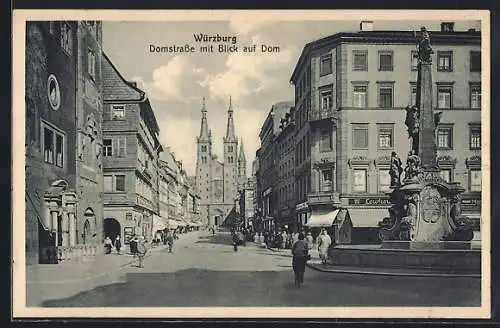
(225, 96), (236, 141)
(198, 97), (210, 141)
(238, 139), (246, 164)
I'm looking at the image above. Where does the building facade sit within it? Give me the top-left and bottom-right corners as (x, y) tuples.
(258, 101), (294, 232)
(25, 21), (104, 265)
(275, 106), (297, 231)
(290, 21), (482, 241)
(195, 98), (246, 227)
(101, 53), (162, 245)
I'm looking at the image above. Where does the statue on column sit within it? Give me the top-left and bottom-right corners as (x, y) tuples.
(417, 26), (433, 63)
(389, 151), (403, 188)
(400, 194), (418, 241)
(405, 105), (420, 154)
(404, 150), (422, 181)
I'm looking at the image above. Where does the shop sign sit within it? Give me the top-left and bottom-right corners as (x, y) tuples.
(348, 197), (391, 206)
(295, 202), (308, 211)
(461, 198), (480, 208)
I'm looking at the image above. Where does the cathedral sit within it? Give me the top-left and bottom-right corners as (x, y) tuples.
(195, 97), (247, 227)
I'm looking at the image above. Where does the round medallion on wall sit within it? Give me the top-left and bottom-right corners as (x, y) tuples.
(47, 74), (61, 110)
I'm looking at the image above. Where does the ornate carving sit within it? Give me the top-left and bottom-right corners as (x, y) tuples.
(465, 155), (481, 168)
(389, 151), (404, 187)
(348, 156), (370, 168)
(417, 26), (433, 63)
(420, 186), (441, 223)
(404, 151), (422, 181)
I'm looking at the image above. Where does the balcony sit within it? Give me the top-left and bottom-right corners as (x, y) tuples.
(308, 108), (336, 123)
(307, 190), (340, 207)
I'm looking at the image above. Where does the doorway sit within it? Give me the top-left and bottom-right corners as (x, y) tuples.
(103, 218), (121, 244)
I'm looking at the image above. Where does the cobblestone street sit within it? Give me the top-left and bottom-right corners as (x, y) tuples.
(30, 231), (482, 307)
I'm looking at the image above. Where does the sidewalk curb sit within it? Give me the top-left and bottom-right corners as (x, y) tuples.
(305, 262), (481, 278)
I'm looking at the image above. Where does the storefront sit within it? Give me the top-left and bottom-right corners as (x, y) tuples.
(344, 196), (391, 244)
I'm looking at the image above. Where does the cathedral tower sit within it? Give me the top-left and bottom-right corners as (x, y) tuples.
(223, 96), (239, 204)
(238, 139), (247, 190)
(195, 97), (212, 223)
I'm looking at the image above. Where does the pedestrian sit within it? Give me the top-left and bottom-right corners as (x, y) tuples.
(115, 235), (122, 255)
(317, 229), (332, 265)
(232, 230), (239, 252)
(104, 236), (112, 255)
(136, 235), (148, 268)
(166, 229), (174, 253)
(280, 230), (287, 249)
(305, 231), (314, 250)
(291, 232), (309, 288)
(129, 234), (138, 255)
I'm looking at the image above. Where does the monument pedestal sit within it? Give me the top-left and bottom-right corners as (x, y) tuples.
(378, 168), (474, 243)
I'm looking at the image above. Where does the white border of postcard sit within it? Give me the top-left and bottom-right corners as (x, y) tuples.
(12, 9), (491, 319)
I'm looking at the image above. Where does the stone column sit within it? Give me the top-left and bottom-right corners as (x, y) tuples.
(68, 212), (76, 246)
(61, 211), (69, 247)
(44, 201), (52, 231)
(49, 202), (59, 246)
(417, 62), (437, 169)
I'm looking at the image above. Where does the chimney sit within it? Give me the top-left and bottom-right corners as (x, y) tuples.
(440, 22), (455, 32)
(360, 21), (374, 32)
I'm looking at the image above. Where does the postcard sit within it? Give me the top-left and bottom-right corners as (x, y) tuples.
(12, 9), (491, 319)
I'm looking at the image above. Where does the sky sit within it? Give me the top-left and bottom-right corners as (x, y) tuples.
(102, 19), (480, 177)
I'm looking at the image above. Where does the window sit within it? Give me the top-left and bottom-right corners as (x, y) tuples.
(353, 50), (368, 71)
(378, 125), (393, 149)
(228, 156), (234, 164)
(88, 49), (96, 79)
(441, 22), (455, 32)
(104, 175), (126, 192)
(320, 54), (332, 76)
(469, 126), (481, 150)
(379, 169), (391, 192)
(352, 84), (367, 108)
(322, 169), (333, 191)
(378, 84), (393, 108)
(319, 130), (332, 152)
(470, 51), (481, 72)
(470, 84), (481, 109)
(201, 145), (207, 152)
(228, 145), (233, 152)
(352, 124), (368, 149)
(378, 51), (393, 71)
(470, 169), (481, 192)
(42, 122), (65, 168)
(202, 156), (207, 164)
(411, 51), (418, 70)
(115, 175), (125, 192)
(60, 22), (73, 55)
(410, 84), (417, 106)
(104, 175), (113, 192)
(353, 169), (367, 193)
(437, 85), (453, 109)
(437, 125), (453, 149)
(440, 169), (451, 183)
(320, 89), (333, 111)
(437, 51), (453, 72)
(103, 139), (112, 156)
(113, 137), (126, 157)
(111, 105), (125, 120)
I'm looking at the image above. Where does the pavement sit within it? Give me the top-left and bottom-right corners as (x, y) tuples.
(28, 231), (481, 308)
(25, 230), (203, 306)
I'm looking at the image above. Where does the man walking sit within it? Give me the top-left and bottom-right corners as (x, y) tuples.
(165, 229), (175, 253)
(317, 229), (332, 265)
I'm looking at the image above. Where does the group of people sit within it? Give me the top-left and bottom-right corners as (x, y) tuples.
(103, 235), (122, 255)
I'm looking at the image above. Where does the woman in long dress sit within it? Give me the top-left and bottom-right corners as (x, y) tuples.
(317, 229), (332, 265)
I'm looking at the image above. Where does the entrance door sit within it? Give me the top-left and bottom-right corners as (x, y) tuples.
(82, 219), (91, 244)
(103, 218), (121, 244)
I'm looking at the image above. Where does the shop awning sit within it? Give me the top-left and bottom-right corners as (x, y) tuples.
(305, 209), (340, 228)
(152, 215), (167, 232)
(166, 219), (179, 229)
(347, 208), (388, 228)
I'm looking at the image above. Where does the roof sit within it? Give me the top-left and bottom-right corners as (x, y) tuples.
(290, 29), (481, 83)
(102, 52), (146, 102)
(272, 101), (294, 135)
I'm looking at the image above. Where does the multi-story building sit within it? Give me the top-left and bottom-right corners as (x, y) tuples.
(195, 97), (246, 227)
(252, 151), (263, 231)
(258, 101), (294, 232)
(275, 106), (297, 231)
(25, 21), (104, 264)
(101, 53), (162, 245)
(291, 21), (482, 242)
